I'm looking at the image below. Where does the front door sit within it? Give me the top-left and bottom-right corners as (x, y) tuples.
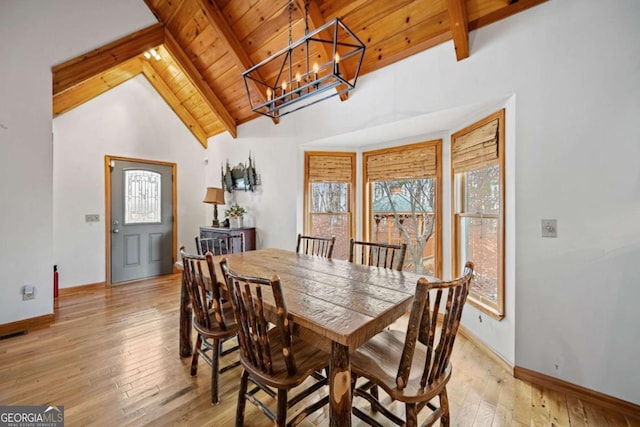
(109, 159), (174, 284)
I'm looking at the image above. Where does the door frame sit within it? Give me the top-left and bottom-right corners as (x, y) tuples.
(105, 155), (178, 285)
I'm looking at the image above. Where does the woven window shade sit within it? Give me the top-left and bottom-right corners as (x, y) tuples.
(452, 119), (499, 172)
(308, 155), (353, 182)
(366, 145), (437, 182)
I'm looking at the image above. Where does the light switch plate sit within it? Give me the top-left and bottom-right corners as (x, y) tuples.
(85, 214), (100, 222)
(541, 219), (557, 238)
(23, 285), (35, 300)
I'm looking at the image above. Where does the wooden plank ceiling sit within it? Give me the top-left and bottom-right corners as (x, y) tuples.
(52, 0), (547, 147)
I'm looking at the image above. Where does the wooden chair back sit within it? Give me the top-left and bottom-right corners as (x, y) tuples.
(180, 247), (229, 332)
(296, 234), (336, 258)
(196, 234), (245, 255)
(195, 236), (220, 255)
(398, 261), (474, 391)
(349, 239), (407, 271)
(226, 233), (245, 254)
(220, 258), (297, 376)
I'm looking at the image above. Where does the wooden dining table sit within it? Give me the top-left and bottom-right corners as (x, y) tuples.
(178, 248), (434, 426)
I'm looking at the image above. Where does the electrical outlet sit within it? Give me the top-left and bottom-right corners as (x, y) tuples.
(541, 219), (557, 238)
(23, 285), (35, 300)
(85, 214), (100, 222)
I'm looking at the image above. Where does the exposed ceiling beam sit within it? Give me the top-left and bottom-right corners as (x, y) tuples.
(53, 57), (142, 116)
(364, 29), (452, 75)
(196, 0), (279, 124)
(446, 0), (469, 61)
(52, 23), (164, 95)
(163, 29), (237, 138)
(294, 0), (330, 58)
(469, 0), (549, 31)
(141, 61), (208, 148)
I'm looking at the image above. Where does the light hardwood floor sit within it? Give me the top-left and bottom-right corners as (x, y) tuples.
(0, 273), (637, 426)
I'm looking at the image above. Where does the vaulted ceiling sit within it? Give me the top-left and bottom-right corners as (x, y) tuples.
(51, 0), (547, 148)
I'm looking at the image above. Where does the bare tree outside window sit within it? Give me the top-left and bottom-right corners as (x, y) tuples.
(311, 182), (347, 212)
(372, 179), (436, 275)
(459, 165), (500, 302)
(309, 182), (350, 259)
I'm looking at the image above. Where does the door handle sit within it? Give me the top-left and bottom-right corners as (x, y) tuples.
(112, 228), (119, 233)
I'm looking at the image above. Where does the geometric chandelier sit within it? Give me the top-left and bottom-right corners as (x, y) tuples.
(242, 1), (365, 120)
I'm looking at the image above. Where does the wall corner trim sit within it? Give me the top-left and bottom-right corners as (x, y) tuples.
(457, 323), (514, 375)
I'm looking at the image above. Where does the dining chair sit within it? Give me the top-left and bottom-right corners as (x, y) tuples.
(296, 234), (336, 258)
(180, 247), (240, 404)
(196, 234), (245, 255)
(195, 236), (222, 255)
(226, 233), (245, 253)
(348, 239), (407, 271)
(219, 258), (330, 427)
(350, 261), (474, 427)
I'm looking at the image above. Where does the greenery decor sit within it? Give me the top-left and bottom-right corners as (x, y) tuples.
(225, 204), (246, 218)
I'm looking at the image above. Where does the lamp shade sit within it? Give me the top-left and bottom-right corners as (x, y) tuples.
(203, 187), (225, 205)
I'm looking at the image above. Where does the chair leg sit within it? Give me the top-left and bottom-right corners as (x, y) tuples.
(370, 385), (379, 412)
(276, 388), (287, 427)
(440, 388), (450, 427)
(210, 338), (221, 405)
(191, 335), (202, 376)
(236, 370), (249, 427)
(405, 403), (418, 427)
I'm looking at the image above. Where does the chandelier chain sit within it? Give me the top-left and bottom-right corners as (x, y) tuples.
(304, 0), (309, 34)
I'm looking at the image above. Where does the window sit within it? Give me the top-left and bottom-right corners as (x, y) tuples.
(304, 152), (356, 260)
(363, 141), (442, 276)
(452, 110), (505, 319)
(124, 169), (162, 224)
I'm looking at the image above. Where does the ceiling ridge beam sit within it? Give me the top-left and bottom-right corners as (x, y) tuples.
(143, 0), (186, 27)
(446, 0), (469, 61)
(163, 29), (237, 138)
(141, 61), (208, 148)
(196, 0), (279, 124)
(52, 23), (164, 95)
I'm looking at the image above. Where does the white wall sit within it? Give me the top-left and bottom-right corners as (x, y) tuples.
(0, 1), (156, 323)
(209, 1), (640, 404)
(53, 75), (207, 288)
(2, 0), (638, 406)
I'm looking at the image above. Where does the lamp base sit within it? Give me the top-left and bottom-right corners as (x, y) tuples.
(212, 204), (220, 227)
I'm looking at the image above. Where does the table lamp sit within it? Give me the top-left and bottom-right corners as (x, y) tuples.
(203, 187), (225, 227)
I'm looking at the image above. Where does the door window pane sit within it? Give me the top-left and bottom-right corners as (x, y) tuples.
(124, 170), (161, 224)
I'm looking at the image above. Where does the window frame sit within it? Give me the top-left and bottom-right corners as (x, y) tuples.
(362, 140), (443, 277)
(303, 151), (356, 254)
(451, 109), (506, 320)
